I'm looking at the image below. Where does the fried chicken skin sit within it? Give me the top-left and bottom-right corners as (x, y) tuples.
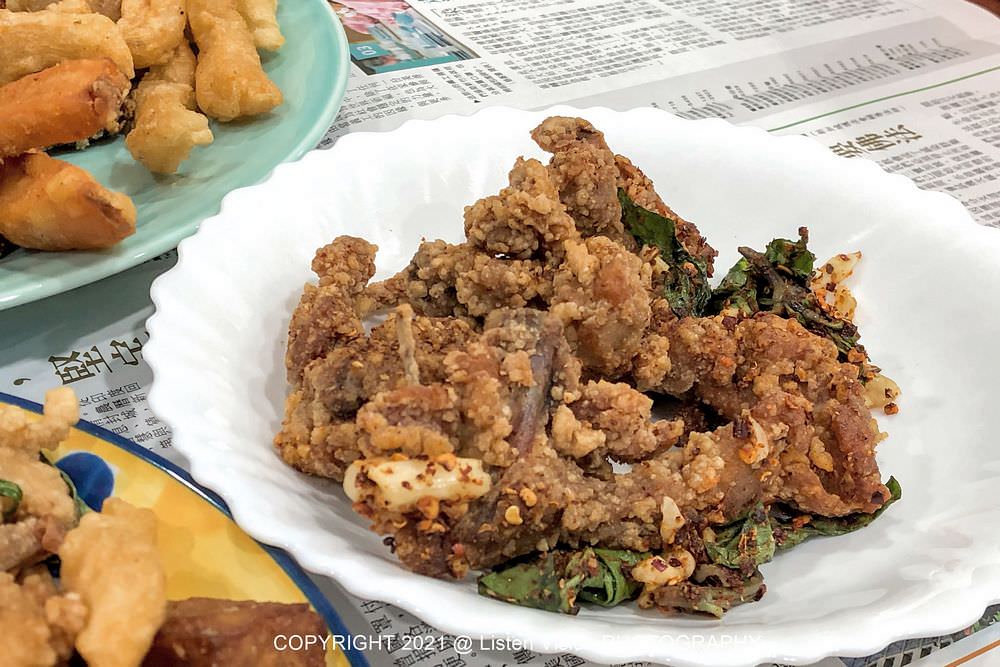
(126, 42), (213, 174)
(0, 58), (130, 159)
(0, 152), (136, 251)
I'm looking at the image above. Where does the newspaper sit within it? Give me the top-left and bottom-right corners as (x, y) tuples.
(2, 0), (1000, 665)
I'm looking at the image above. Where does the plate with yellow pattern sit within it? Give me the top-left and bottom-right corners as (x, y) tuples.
(0, 391), (366, 667)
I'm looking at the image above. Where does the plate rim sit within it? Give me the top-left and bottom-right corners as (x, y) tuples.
(145, 104), (1000, 667)
(0, 0), (351, 312)
(0, 390), (370, 667)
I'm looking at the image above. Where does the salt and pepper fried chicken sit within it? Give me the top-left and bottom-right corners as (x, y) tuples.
(279, 116), (894, 614)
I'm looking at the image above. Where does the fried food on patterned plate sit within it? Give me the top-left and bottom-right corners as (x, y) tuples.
(117, 0), (186, 69)
(0, 7), (134, 86)
(126, 42), (213, 174)
(188, 0), (282, 121)
(235, 0), (284, 51)
(60, 497), (167, 667)
(0, 59), (130, 159)
(144, 598), (326, 667)
(0, 152), (136, 251)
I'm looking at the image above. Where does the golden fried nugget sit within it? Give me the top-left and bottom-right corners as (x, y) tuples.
(0, 387), (78, 456)
(144, 598), (326, 667)
(0, 153), (136, 251)
(60, 498), (166, 667)
(0, 8), (134, 85)
(0, 572), (59, 667)
(117, 0), (186, 68)
(126, 42), (213, 174)
(188, 0), (282, 121)
(0, 59), (130, 158)
(235, 0), (283, 51)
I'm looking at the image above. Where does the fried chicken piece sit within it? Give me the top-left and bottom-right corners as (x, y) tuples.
(0, 58), (130, 159)
(0, 569), (85, 667)
(347, 309), (569, 576)
(117, 0), (186, 69)
(0, 7), (134, 86)
(615, 155), (717, 276)
(0, 386), (78, 456)
(530, 116), (628, 246)
(551, 380), (683, 463)
(365, 240), (556, 320)
(656, 313), (888, 515)
(285, 236), (375, 383)
(278, 238), (478, 479)
(126, 41), (214, 174)
(0, 152), (136, 251)
(188, 0), (282, 121)
(60, 498), (166, 667)
(0, 451), (76, 570)
(144, 598), (325, 667)
(464, 157), (578, 260)
(550, 236), (653, 378)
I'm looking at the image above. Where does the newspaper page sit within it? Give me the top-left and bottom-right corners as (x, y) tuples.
(2, 1), (1000, 666)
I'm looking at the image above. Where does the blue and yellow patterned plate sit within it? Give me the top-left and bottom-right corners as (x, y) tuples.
(0, 392), (366, 667)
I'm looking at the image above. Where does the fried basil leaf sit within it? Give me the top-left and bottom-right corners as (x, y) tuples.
(0, 479), (22, 521)
(771, 477), (902, 550)
(704, 503), (775, 576)
(708, 228), (863, 360)
(619, 189), (711, 317)
(478, 547), (648, 614)
(573, 548), (647, 607)
(652, 565), (766, 619)
(478, 552), (577, 613)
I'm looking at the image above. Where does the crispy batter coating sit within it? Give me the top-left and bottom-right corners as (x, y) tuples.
(188, 0), (282, 121)
(277, 237), (478, 480)
(464, 157), (578, 260)
(60, 498), (166, 667)
(234, 0), (283, 51)
(126, 42), (213, 174)
(655, 313), (888, 515)
(0, 58), (130, 158)
(0, 7), (134, 86)
(550, 235), (653, 378)
(117, 0), (186, 68)
(144, 598), (325, 667)
(530, 116), (630, 246)
(0, 570), (85, 667)
(285, 236), (375, 382)
(0, 152), (136, 251)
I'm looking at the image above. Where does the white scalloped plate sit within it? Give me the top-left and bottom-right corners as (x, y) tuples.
(145, 106), (1000, 667)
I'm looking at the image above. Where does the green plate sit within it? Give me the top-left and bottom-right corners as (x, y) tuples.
(0, 0), (349, 311)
